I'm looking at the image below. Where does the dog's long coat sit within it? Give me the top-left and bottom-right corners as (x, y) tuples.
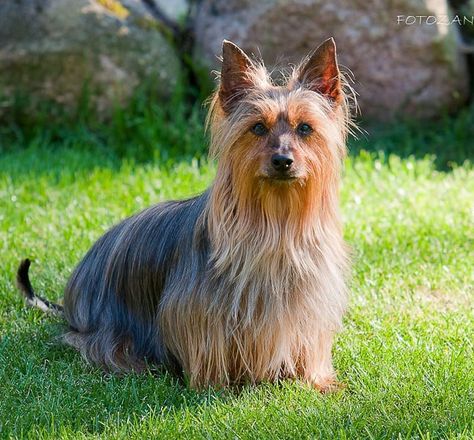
(18, 39), (352, 390)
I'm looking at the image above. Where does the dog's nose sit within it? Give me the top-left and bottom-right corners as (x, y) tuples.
(271, 154), (293, 172)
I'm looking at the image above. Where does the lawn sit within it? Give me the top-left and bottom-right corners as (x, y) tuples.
(0, 98), (473, 439)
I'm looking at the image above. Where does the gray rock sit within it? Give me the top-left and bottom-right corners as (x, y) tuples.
(0, 0), (180, 112)
(194, 0), (470, 120)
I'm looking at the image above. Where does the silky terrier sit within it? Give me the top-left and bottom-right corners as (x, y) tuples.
(17, 38), (353, 391)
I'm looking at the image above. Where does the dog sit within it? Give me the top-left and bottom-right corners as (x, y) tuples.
(17, 38), (353, 391)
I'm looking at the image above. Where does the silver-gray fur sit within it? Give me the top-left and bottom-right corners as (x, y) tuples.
(62, 191), (210, 372)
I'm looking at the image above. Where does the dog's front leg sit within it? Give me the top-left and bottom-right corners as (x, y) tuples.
(303, 330), (343, 393)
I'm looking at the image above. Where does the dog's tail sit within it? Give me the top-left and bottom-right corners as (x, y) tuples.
(16, 259), (64, 316)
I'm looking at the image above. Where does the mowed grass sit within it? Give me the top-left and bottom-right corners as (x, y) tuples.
(0, 100), (473, 439)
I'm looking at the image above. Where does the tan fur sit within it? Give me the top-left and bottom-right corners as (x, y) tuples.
(159, 43), (353, 389)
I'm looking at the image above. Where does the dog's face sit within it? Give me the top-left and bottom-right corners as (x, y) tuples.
(232, 92), (334, 184)
(215, 39), (346, 189)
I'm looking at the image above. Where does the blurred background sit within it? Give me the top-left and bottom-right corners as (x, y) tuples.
(0, 0), (473, 165)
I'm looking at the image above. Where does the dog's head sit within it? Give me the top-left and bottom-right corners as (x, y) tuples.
(209, 38), (351, 196)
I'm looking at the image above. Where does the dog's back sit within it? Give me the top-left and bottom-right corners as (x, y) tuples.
(63, 192), (209, 371)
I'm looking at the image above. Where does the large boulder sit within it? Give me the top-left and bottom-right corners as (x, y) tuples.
(0, 0), (180, 112)
(194, 0), (470, 120)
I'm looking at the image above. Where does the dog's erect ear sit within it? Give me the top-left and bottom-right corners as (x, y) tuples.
(297, 38), (342, 104)
(219, 40), (254, 113)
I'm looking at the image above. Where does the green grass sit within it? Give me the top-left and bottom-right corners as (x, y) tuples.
(0, 98), (473, 439)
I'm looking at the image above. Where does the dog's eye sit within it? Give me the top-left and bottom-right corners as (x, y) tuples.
(251, 123), (268, 137)
(297, 123), (313, 136)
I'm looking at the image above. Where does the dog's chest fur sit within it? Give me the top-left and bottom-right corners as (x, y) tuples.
(159, 197), (348, 386)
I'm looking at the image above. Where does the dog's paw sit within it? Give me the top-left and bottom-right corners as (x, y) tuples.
(311, 376), (346, 394)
